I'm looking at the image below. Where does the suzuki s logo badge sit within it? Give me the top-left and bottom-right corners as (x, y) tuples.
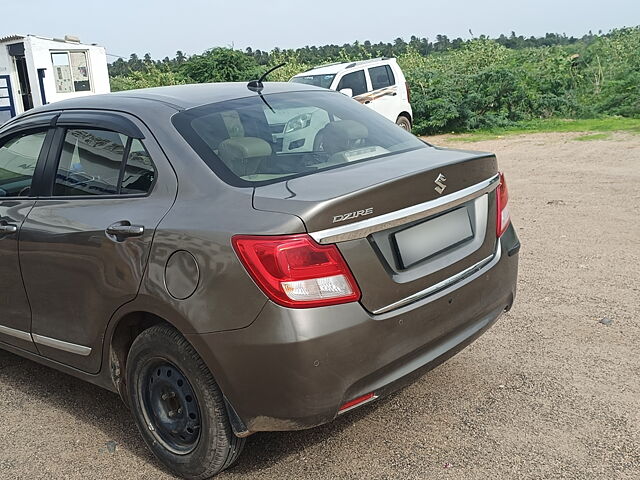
(434, 173), (447, 194)
(333, 207), (374, 223)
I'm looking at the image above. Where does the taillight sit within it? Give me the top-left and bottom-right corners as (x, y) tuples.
(405, 82), (411, 103)
(232, 234), (361, 308)
(496, 172), (511, 237)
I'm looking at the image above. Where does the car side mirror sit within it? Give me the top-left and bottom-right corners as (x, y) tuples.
(339, 88), (353, 97)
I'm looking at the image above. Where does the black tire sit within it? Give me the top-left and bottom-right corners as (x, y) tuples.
(126, 324), (245, 479)
(396, 115), (412, 131)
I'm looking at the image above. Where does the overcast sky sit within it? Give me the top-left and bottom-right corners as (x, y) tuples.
(4, 0), (639, 59)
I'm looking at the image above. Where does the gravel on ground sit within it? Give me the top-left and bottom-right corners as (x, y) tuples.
(1, 131), (638, 479)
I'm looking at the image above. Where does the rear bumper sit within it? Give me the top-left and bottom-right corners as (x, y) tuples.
(186, 226), (519, 434)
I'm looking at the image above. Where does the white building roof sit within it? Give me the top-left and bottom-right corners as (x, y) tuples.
(0, 34), (25, 43)
(0, 34), (102, 47)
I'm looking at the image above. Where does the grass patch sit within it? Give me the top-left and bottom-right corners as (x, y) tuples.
(574, 133), (612, 141)
(443, 117), (640, 142)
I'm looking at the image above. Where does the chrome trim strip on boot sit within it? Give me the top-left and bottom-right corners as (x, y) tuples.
(310, 174), (500, 244)
(372, 240), (502, 315)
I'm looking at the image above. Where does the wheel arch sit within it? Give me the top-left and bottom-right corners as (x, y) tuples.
(397, 111), (412, 123)
(105, 307), (251, 437)
(102, 296), (199, 398)
(107, 310), (173, 402)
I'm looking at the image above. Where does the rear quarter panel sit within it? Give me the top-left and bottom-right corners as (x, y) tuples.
(135, 115), (307, 333)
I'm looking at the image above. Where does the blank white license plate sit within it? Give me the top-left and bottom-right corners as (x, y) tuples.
(393, 207), (473, 268)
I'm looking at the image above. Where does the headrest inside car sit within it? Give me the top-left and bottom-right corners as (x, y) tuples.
(219, 137), (271, 160)
(321, 120), (368, 141)
(218, 137), (272, 177)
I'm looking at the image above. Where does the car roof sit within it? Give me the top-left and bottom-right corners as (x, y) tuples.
(25, 81), (326, 114)
(294, 57), (397, 77)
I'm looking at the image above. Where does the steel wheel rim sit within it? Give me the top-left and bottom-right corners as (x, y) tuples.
(139, 359), (202, 455)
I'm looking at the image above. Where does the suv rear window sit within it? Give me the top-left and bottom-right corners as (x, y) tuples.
(369, 65), (396, 90)
(172, 90), (425, 187)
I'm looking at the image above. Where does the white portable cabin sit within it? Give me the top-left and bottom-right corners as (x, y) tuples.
(0, 34), (110, 124)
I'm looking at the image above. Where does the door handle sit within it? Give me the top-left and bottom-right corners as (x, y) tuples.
(0, 224), (18, 234)
(106, 223), (145, 238)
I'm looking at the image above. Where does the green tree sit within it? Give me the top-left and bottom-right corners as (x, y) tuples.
(175, 51), (187, 65)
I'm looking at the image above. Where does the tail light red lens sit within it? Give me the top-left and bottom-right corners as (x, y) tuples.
(496, 172), (511, 237)
(232, 234), (361, 308)
(405, 81), (411, 103)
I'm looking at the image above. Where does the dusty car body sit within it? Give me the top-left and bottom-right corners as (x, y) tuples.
(0, 82), (519, 478)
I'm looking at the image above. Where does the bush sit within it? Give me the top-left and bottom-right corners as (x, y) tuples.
(110, 65), (184, 91)
(399, 29), (640, 134)
(581, 28), (640, 117)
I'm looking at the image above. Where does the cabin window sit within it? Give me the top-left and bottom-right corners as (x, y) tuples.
(51, 51), (91, 93)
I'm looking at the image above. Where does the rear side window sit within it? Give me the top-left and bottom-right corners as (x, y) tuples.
(336, 70), (367, 96)
(368, 65), (396, 90)
(0, 130), (46, 197)
(53, 129), (155, 196)
(121, 139), (155, 194)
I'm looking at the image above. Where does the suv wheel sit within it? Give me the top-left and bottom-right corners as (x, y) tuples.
(395, 115), (412, 131)
(126, 324), (245, 479)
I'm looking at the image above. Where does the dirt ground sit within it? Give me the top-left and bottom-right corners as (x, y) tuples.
(1, 132), (638, 479)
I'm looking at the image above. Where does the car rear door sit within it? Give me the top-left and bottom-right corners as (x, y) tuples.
(366, 64), (400, 122)
(0, 117), (55, 353)
(19, 111), (177, 373)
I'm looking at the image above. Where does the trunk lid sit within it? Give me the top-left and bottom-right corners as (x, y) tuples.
(253, 146), (500, 313)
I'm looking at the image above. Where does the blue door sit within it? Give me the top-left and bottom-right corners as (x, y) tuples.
(0, 75), (16, 125)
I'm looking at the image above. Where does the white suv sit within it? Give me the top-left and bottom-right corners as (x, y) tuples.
(290, 58), (413, 130)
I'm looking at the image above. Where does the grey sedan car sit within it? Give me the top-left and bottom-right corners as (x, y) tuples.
(0, 82), (519, 479)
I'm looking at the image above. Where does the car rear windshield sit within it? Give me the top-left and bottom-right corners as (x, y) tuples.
(172, 90), (426, 187)
(290, 74), (336, 89)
